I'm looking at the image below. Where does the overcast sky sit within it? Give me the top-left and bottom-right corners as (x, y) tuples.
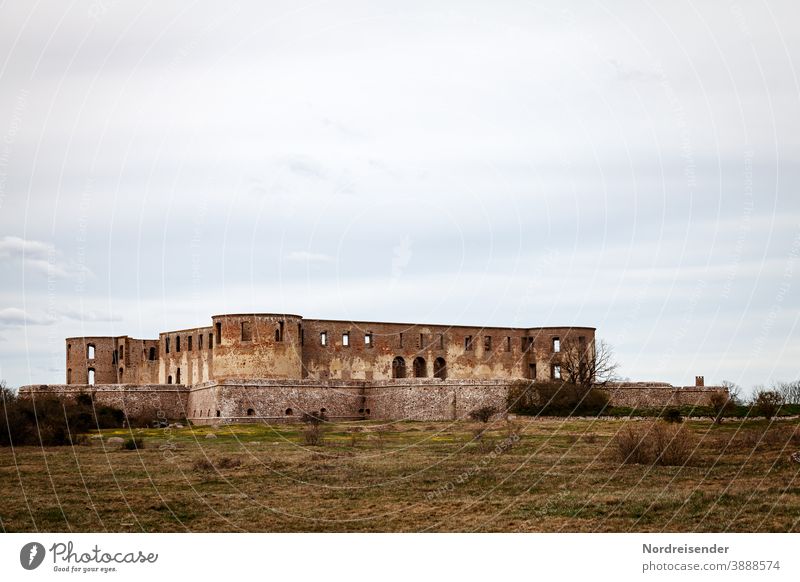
(0, 1), (798, 393)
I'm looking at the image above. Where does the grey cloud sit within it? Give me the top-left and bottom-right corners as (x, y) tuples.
(0, 236), (93, 280)
(0, 308), (53, 327)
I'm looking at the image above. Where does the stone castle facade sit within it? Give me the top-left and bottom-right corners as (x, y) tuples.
(19, 313), (723, 423)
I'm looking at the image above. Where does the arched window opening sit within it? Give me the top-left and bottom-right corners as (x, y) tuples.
(87, 344), (95, 359)
(216, 410), (221, 417)
(67, 368), (72, 384)
(392, 356), (406, 379)
(88, 368), (95, 385)
(285, 408), (293, 416)
(247, 408), (255, 416)
(118, 367), (123, 381)
(413, 356), (427, 378)
(176, 367), (181, 384)
(148, 347), (156, 360)
(320, 407), (327, 414)
(434, 357), (447, 380)
(167, 375), (172, 384)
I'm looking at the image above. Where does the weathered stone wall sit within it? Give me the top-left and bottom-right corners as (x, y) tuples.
(299, 319), (595, 383)
(66, 336), (119, 384)
(187, 378), (509, 424)
(188, 380), (367, 424)
(159, 326), (214, 385)
(601, 382), (726, 408)
(365, 380), (510, 420)
(210, 314), (303, 380)
(20, 378), (729, 425)
(18, 384), (190, 420)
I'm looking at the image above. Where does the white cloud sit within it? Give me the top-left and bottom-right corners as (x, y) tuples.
(0, 307), (52, 327)
(0, 236), (92, 279)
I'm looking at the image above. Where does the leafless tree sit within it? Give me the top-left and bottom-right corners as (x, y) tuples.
(559, 338), (620, 390)
(775, 380), (800, 405)
(720, 380), (743, 405)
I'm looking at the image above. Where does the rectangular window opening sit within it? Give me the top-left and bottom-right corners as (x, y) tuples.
(553, 337), (560, 353)
(505, 336), (512, 352)
(188, 336), (193, 351)
(365, 332), (372, 346)
(342, 332), (350, 346)
(215, 323), (222, 345)
(320, 331), (327, 346)
(465, 335), (473, 351)
(241, 321), (252, 342)
(484, 336), (492, 351)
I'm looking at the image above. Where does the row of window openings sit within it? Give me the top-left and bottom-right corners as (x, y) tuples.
(83, 332), (571, 359)
(82, 344), (158, 362)
(526, 364), (562, 380)
(165, 333), (214, 354)
(318, 333), (567, 353)
(391, 356), (447, 379)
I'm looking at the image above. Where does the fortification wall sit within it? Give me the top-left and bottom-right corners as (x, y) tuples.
(18, 378), (727, 425)
(188, 380), (367, 423)
(18, 384), (190, 420)
(601, 383), (725, 408)
(365, 380), (510, 420)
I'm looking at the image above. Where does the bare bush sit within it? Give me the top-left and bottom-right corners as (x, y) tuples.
(468, 406), (497, 424)
(752, 390), (784, 420)
(613, 421), (696, 466)
(709, 392), (735, 424)
(192, 459), (214, 473)
(303, 424), (324, 446)
(216, 456), (242, 469)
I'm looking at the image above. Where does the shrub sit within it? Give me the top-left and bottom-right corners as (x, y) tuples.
(752, 390), (783, 420)
(468, 406), (497, 423)
(192, 459), (214, 473)
(661, 408), (683, 423)
(709, 392), (734, 424)
(122, 437), (144, 450)
(507, 380), (609, 416)
(216, 456), (242, 469)
(613, 421), (696, 466)
(303, 424), (324, 446)
(0, 385), (126, 447)
(300, 410), (328, 425)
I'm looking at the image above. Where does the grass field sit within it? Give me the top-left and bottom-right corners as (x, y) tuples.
(1, 417), (799, 532)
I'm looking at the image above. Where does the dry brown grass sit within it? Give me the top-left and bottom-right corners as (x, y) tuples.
(613, 421), (697, 466)
(1, 418), (798, 532)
